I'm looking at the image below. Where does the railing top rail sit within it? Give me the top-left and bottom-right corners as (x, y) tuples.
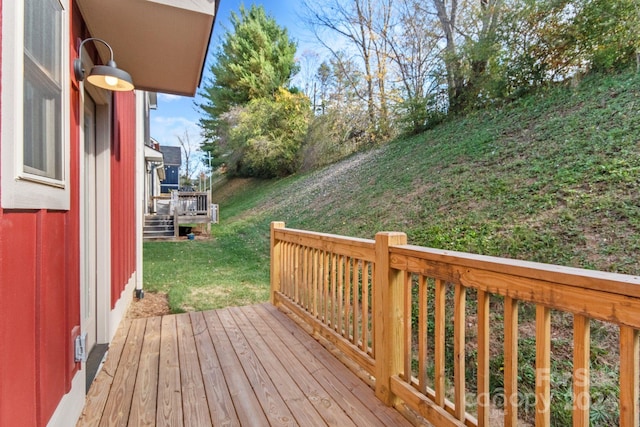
(176, 191), (209, 197)
(391, 243), (640, 298)
(274, 226), (375, 244)
(274, 227), (376, 261)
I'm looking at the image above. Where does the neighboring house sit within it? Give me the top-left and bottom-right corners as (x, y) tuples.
(145, 137), (165, 214)
(0, 1), (217, 426)
(159, 145), (181, 193)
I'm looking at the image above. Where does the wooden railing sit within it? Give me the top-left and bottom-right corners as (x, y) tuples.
(270, 222), (640, 427)
(172, 191), (210, 216)
(270, 221), (377, 379)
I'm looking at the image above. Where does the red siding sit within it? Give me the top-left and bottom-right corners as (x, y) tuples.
(0, 211), (39, 427)
(38, 211), (70, 423)
(0, 1), (139, 423)
(0, 210), (80, 427)
(111, 91), (137, 307)
(0, 3), (104, 426)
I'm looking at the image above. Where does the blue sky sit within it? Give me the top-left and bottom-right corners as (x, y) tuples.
(150, 1), (318, 152)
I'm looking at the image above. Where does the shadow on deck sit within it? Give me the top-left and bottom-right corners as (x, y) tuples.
(76, 304), (413, 426)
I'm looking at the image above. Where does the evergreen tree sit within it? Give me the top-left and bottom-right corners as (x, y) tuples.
(198, 5), (298, 144)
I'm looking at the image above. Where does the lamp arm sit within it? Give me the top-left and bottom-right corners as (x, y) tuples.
(73, 37), (134, 91)
(74, 37), (115, 81)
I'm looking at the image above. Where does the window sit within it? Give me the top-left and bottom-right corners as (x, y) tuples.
(23, 0), (63, 180)
(1, 0), (70, 209)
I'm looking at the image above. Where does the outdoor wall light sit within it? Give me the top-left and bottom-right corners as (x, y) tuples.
(74, 38), (134, 91)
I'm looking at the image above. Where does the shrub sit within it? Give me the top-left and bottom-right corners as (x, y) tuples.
(227, 88), (311, 177)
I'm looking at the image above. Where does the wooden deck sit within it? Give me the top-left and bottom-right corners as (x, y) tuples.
(77, 303), (413, 426)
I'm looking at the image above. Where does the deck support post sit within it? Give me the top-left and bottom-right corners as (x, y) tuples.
(374, 231), (407, 406)
(173, 209), (179, 238)
(270, 222), (286, 305)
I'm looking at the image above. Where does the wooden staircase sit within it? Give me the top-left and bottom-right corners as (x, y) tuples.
(143, 214), (175, 241)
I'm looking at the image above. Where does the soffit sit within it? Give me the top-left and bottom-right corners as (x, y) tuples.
(144, 145), (164, 162)
(76, 0), (217, 96)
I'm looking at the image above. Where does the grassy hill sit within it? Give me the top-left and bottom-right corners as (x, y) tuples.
(214, 70), (640, 276)
(144, 70), (638, 425)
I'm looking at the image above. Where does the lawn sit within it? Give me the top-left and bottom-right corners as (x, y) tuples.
(142, 222), (271, 312)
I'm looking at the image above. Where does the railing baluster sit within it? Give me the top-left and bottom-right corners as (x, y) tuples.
(299, 246), (305, 308)
(288, 243), (296, 298)
(312, 248), (318, 317)
(620, 325), (639, 427)
(454, 283), (466, 421)
(323, 250), (329, 324)
(319, 250), (322, 317)
(304, 248), (309, 311)
(370, 261), (376, 359)
(418, 275), (428, 395)
(361, 261), (369, 353)
(434, 278), (446, 407)
(282, 242), (288, 296)
(286, 242), (292, 296)
(477, 290), (490, 426)
(344, 257), (352, 340)
(312, 248), (317, 313)
(536, 305), (551, 426)
(504, 296), (519, 427)
(304, 248), (308, 305)
(307, 247), (312, 311)
(302, 246), (307, 309)
(294, 244), (300, 304)
(337, 255), (344, 335)
(403, 272), (412, 382)
(572, 314), (590, 427)
(330, 253), (336, 330)
(352, 259), (359, 347)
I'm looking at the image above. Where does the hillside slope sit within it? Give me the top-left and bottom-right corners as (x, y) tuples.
(214, 71), (640, 276)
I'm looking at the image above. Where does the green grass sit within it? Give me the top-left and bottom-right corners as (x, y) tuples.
(213, 70), (640, 276)
(142, 221), (270, 312)
(145, 69), (640, 311)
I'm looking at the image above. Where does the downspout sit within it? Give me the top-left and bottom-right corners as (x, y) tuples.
(135, 91), (145, 298)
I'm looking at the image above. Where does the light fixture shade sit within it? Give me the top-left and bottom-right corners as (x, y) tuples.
(74, 38), (135, 92)
(86, 61), (134, 91)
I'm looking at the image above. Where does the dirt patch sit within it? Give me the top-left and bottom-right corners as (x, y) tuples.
(245, 148), (384, 218)
(127, 292), (171, 318)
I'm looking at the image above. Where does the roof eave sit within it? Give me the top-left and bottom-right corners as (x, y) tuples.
(76, 0), (218, 96)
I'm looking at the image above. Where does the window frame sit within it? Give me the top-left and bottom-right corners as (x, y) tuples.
(1, 0), (70, 209)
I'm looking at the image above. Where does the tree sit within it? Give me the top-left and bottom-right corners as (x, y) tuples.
(430, 0), (505, 113)
(301, 0), (394, 140)
(386, 0), (443, 134)
(315, 61), (333, 114)
(198, 5), (298, 142)
(176, 130), (199, 188)
(226, 88), (311, 177)
(299, 53), (371, 171)
(296, 50), (321, 108)
(489, 0), (639, 102)
(571, 0), (640, 72)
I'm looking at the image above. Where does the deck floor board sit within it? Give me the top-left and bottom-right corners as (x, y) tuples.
(129, 316), (160, 426)
(77, 303), (414, 426)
